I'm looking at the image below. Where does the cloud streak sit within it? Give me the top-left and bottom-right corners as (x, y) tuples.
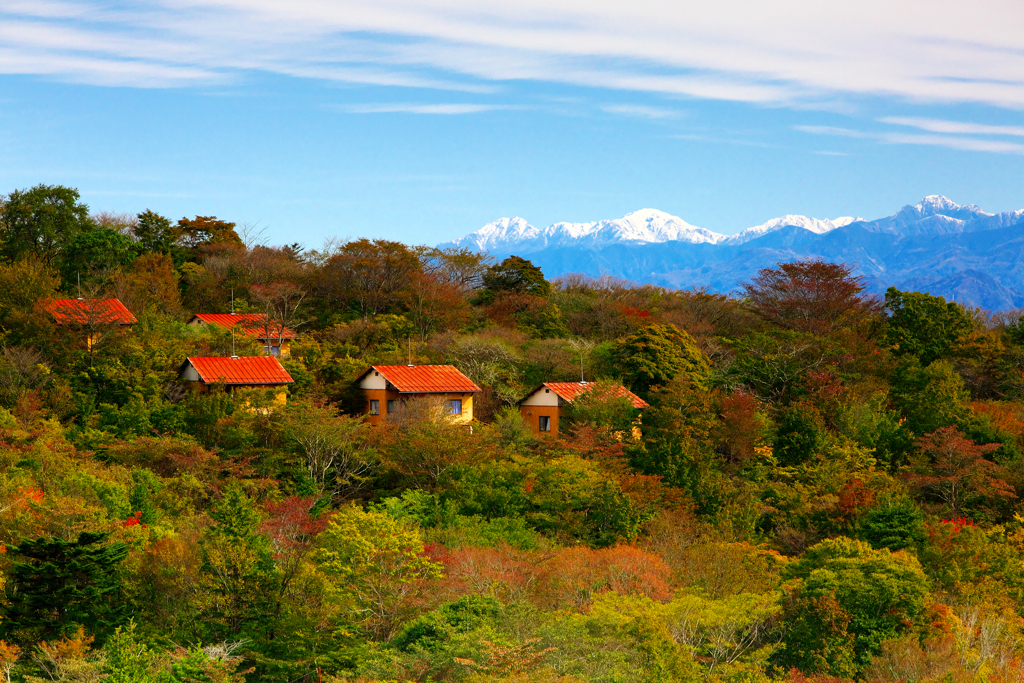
(879, 117), (1024, 137)
(333, 103), (512, 114)
(796, 123), (1024, 155)
(601, 104), (682, 119)
(0, 0), (1022, 109)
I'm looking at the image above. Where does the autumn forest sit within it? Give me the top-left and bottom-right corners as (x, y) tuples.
(2, 184), (1024, 683)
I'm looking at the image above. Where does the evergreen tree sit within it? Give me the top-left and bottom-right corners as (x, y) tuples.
(615, 324), (710, 396)
(0, 531), (129, 645)
(199, 485), (277, 641)
(482, 255), (551, 298)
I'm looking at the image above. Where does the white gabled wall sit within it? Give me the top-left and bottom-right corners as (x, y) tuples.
(180, 362), (200, 382)
(521, 386), (561, 407)
(359, 370), (387, 390)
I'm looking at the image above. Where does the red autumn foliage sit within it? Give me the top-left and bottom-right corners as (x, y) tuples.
(716, 390), (763, 469)
(435, 545), (537, 604)
(742, 259), (880, 335)
(836, 479), (877, 526)
(904, 427), (1015, 516)
(971, 401), (1024, 443)
(619, 306), (651, 319)
(433, 543), (672, 612)
(537, 545), (672, 611)
(786, 667), (853, 683)
(940, 517), (976, 531)
(260, 497), (330, 562)
(124, 511), (147, 529)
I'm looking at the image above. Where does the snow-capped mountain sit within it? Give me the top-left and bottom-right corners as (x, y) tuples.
(858, 195), (1022, 236)
(442, 196), (1024, 310)
(445, 208), (864, 254)
(456, 217), (540, 253)
(443, 209), (726, 253)
(723, 215), (862, 245)
(445, 196), (1016, 255)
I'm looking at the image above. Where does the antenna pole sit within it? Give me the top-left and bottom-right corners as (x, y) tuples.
(408, 335), (412, 366)
(77, 271), (81, 298)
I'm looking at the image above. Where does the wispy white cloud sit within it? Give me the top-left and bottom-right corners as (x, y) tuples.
(879, 117), (1024, 137)
(793, 125), (872, 139)
(883, 133), (1024, 154)
(0, 0), (1022, 109)
(796, 123), (1024, 155)
(671, 133), (776, 148)
(333, 103), (512, 114)
(601, 104), (681, 119)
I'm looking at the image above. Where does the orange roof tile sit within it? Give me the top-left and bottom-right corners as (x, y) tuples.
(190, 313), (298, 340)
(369, 365), (482, 393)
(542, 382), (649, 409)
(185, 356), (294, 385)
(46, 298), (137, 325)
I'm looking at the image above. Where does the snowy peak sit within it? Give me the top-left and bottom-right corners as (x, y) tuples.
(866, 196), (1002, 236)
(442, 209), (726, 253)
(546, 209), (724, 247)
(916, 195), (989, 217)
(724, 214), (862, 245)
(442, 197), (1022, 256)
(456, 217), (539, 252)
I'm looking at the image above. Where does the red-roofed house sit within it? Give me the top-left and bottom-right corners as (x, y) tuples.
(179, 356), (294, 406)
(187, 313), (298, 357)
(356, 365), (482, 425)
(45, 298), (137, 349)
(518, 381), (649, 437)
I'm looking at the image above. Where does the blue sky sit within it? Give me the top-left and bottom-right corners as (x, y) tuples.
(1, 0), (1023, 247)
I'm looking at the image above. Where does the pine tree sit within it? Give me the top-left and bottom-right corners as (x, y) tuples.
(0, 531), (129, 645)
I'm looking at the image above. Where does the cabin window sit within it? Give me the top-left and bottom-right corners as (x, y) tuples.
(369, 400), (379, 415)
(447, 399), (463, 415)
(387, 400), (399, 414)
(264, 345), (281, 357)
(539, 415), (551, 432)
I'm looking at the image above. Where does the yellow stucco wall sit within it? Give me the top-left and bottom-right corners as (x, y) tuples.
(360, 390), (477, 425)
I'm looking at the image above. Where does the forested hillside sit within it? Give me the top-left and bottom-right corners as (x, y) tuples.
(2, 184), (1024, 683)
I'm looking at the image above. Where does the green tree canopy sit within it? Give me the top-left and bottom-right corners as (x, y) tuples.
(482, 255), (551, 298)
(615, 324), (710, 396)
(59, 227), (138, 286)
(134, 209), (180, 255)
(0, 184), (92, 264)
(773, 403), (825, 467)
(884, 287), (973, 364)
(778, 537), (929, 675)
(890, 357), (971, 436)
(856, 493), (926, 551)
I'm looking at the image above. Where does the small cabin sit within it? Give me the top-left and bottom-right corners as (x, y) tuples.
(356, 365), (482, 425)
(46, 298), (137, 349)
(187, 313), (298, 357)
(179, 356), (294, 407)
(518, 381), (649, 437)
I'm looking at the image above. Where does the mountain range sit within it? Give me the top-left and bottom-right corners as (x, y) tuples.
(441, 196), (1024, 310)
